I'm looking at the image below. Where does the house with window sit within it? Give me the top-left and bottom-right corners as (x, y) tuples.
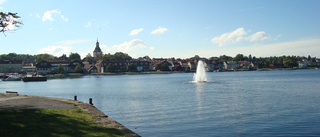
(153, 60), (172, 71)
(129, 60), (151, 71)
(299, 61), (311, 68)
(35, 60), (52, 74)
(224, 61), (239, 70)
(0, 60), (23, 73)
(181, 60), (190, 71)
(35, 60), (84, 74)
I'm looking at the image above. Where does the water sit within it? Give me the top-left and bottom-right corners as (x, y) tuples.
(193, 60), (208, 82)
(1, 69), (320, 136)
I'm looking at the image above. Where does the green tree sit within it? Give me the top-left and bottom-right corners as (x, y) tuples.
(106, 63), (118, 72)
(219, 55), (233, 62)
(126, 63), (137, 72)
(57, 64), (65, 73)
(161, 64), (170, 71)
(75, 64), (83, 73)
(248, 54), (252, 62)
(0, 12), (23, 35)
(192, 55), (200, 60)
(69, 53), (81, 60)
(283, 56), (299, 68)
(36, 54), (54, 62)
(234, 54), (244, 61)
(113, 52), (132, 61)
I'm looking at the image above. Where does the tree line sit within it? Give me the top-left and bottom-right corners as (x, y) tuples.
(216, 54), (317, 68)
(1, 52), (317, 69)
(0, 52), (133, 63)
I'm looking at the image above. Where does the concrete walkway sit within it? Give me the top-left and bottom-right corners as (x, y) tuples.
(0, 94), (76, 110)
(0, 93), (139, 137)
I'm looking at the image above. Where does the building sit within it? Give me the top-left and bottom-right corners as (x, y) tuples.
(299, 61), (311, 68)
(0, 60), (23, 73)
(35, 60), (52, 74)
(35, 60), (83, 74)
(224, 61), (239, 70)
(93, 39), (103, 58)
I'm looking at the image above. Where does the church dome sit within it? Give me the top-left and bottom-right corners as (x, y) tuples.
(94, 40), (102, 52)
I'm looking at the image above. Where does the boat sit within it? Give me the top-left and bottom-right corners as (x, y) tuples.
(22, 75), (47, 82)
(2, 74), (22, 81)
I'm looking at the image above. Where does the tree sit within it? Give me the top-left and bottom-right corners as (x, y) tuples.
(0, 12), (23, 35)
(84, 53), (94, 62)
(75, 64), (83, 73)
(192, 55), (200, 60)
(36, 54), (54, 62)
(234, 54), (244, 61)
(106, 63), (118, 72)
(219, 55), (233, 62)
(248, 54), (252, 62)
(69, 53), (81, 60)
(161, 64), (170, 71)
(113, 52), (132, 61)
(283, 56), (299, 68)
(126, 63), (137, 72)
(57, 64), (65, 73)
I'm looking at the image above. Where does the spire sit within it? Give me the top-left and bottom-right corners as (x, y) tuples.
(94, 38), (101, 52)
(96, 38), (99, 47)
(93, 38), (103, 58)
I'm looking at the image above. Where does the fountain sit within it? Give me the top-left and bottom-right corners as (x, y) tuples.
(193, 60), (208, 82)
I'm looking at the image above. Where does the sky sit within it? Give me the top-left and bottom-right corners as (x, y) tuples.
(1, 0), (320, 59)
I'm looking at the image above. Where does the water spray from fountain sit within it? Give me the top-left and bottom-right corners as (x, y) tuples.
(193, 60), (208, 82)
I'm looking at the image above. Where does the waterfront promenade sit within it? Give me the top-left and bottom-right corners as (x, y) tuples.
(0, 93), (139, 137)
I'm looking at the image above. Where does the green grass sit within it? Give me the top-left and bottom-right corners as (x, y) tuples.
(0, 109), (124, 137)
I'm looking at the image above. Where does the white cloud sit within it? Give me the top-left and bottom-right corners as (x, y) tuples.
(85, 21), (91, 28)
(41, 9), (68, 22)
(211, 28), (271, 46)
(37, 46), (72, 56)
(129, 28), (144, 36)
(42, 9), (61, 21)
(203, 38), (320, 57)
(60, 15), (69, 22)
(112, 39), (147, 53)
(151, 27), (168, 35)
(99, 44), (110, 53)
(247, 31), (269, 42)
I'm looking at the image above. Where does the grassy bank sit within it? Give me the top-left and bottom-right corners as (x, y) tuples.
(0, 109), (124, 137)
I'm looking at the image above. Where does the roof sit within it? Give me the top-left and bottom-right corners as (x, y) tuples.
(94, 40), (102, 52)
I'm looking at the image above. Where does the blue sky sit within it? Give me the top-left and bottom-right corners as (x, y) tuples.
(1, 0), (319, 59)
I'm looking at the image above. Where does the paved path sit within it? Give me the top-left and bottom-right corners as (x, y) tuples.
(0, 93), (140, 137)
(0, 94), (76, 110)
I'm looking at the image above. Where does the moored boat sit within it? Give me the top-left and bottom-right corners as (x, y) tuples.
(2, 74), (22, 81)
(22, 75), (47, 82)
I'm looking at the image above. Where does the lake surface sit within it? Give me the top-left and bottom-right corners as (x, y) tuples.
(1, 69), (320, 136)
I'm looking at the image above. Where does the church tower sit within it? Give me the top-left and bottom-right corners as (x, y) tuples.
(93, 39), (103, 58)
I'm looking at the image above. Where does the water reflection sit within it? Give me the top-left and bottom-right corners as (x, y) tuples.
(195, 82), (206, 112)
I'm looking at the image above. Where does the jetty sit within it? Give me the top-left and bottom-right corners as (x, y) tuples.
(0, 93), (139, 137)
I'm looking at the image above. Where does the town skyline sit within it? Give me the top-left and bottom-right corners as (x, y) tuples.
(1, 0), (319, 58)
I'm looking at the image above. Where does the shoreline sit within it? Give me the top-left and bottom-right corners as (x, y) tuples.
(0, 93), (140, 137)
(44, 68), (319, 78)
